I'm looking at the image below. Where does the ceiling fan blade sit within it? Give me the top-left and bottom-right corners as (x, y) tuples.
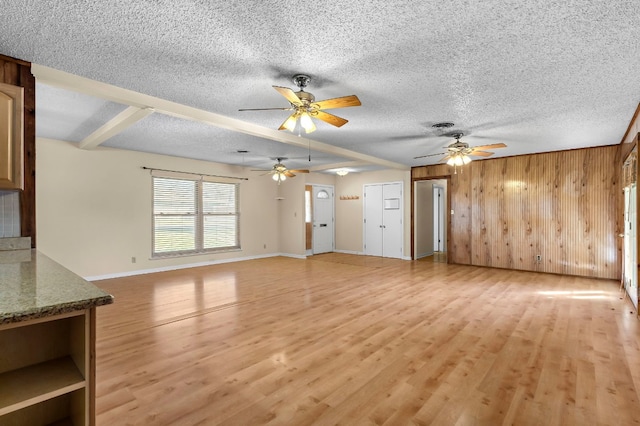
(413, 152), (446, 159)
(288, 169), (310, 174)
(440, 155), (451, 162)
(273, 86), (302, 106)
(313, 95), (361, 110)
(239, 107), (292, 111)
(314, 110), (348, 127)
(284, 171), (296, 178)
(470, 143), (507, 150)
(470, 150), (494, 157)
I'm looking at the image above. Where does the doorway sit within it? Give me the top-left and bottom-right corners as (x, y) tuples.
(414, 178), (448, 262)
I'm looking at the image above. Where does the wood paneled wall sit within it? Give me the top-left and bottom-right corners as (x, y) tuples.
(413, 145), (621, 279)
(0, 54), (35, 246)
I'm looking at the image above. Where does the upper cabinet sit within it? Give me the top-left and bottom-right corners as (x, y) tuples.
(0, 82), (24, 190)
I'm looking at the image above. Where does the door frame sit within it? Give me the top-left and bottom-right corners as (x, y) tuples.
(433, 184), (445, 252)
(622, 146), (638, 311)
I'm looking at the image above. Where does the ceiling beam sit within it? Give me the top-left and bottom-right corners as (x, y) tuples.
(309, 161), (368, 172)
(31, 64), (408, 170)
(78, 106), (154, 149)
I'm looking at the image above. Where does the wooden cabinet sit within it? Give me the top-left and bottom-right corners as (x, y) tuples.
(0, 82), (24, 190)
(0, 309), (95, 425)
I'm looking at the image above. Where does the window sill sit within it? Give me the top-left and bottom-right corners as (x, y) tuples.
(151, 247), (242, 260)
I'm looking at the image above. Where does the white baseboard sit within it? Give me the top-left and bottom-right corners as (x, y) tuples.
(84, 251), (416, 281)
(333, 249), (364, 255)
(84, 253), (285, 281)
(416, 251), (434, 259)
(334, 249), (410, 261)
(279, 253), (308, 260)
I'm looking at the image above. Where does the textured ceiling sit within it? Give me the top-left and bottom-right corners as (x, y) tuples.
(2, 0), (639, 173)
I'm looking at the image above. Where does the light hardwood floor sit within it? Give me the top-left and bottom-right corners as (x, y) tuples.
(93, 254), (640, 425)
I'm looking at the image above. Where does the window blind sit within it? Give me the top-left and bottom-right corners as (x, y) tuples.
(152, 177), (239, 256)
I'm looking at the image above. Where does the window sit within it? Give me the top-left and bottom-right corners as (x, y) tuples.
(316, 189), (329, 199)
(152, 176), (240, 256)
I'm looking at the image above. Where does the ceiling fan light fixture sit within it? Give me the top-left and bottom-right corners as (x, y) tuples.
(300, 111), (316, 133)
(447, 153), (472, 167)
(272, 172), (286, 182)
(283, 113), (298, 132)
(336, 169), (349, 176)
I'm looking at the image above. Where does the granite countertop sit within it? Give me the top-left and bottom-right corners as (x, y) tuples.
(0, 250), (113, 324)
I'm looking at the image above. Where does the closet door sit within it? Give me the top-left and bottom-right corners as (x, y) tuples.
(363, 182), (403, 259)
(364, 184), (383, 256)
(382, 183), (403, 259)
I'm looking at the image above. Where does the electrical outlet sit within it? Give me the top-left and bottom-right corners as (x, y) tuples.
(263, 244), (267, 249)
(131, 256), (136, 263)
(536, 255), (542, 263)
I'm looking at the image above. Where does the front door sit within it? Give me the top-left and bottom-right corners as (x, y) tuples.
(312, 185), (334, 254)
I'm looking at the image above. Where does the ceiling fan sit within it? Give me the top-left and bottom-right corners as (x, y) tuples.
(414, 133), (507, 166)
(252, 158), (309, 184)
(239, 74), (361, 134)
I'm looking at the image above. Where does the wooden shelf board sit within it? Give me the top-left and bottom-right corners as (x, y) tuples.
(0, 356), (85, 416)
(47, 417), (74, 426)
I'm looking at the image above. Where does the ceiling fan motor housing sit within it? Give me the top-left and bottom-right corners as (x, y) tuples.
(295, 90), (315, 105)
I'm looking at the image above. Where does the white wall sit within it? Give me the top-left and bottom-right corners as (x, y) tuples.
(36, 138), (412, 277)
(277, 174), (306, 257)
(36, 138), (280, 278)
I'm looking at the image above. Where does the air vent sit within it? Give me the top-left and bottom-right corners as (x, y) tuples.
(432, 122), (455, 129)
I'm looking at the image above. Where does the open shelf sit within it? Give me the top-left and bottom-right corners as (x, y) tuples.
(0, 311), (92, 424)
(0, 356), (85, 416)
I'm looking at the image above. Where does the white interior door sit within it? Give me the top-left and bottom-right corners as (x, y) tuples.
(312, 185), (334, 254)
(364, 182), (403, 258)
(433, 185), (445, 252)
(624, 185), (638, 309)
(364, 184), (383, 256)
(382, 183), (403, 259)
